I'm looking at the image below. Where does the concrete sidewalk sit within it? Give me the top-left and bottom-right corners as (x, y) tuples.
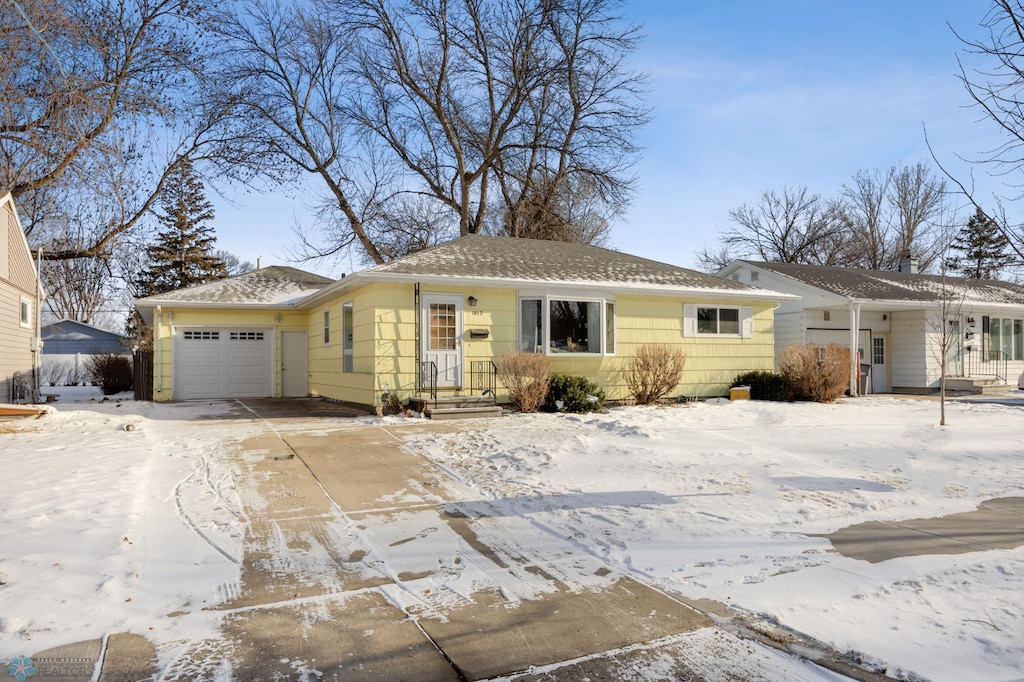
(823, 497), (1024, 563)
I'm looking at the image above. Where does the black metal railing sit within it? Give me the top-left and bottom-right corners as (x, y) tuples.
(419, 360), (438, 405)
(470, 360), (498, 397)
(964, 348), (1009, 383)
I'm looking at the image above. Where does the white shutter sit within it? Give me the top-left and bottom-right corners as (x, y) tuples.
(683, 303), (697, 337)
(740, 306), (753, 338)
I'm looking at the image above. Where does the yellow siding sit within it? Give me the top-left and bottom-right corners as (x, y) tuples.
(150, 307), (306, 401)
(308, 285), (776, 406)
(156, 283), (777, 405)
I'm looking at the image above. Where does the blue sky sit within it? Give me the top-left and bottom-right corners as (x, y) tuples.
(211, 1), (1003, 276)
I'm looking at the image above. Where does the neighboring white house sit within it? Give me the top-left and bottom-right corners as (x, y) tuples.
(718, 258), (1024, 394)
(41, 319), (132, 385)
(0, 192), (44, 403)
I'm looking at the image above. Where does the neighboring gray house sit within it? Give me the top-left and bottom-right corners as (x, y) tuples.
(41, 319), (131, 385)
(718, 258), (1024, 394)
(0, 192), (43, 403)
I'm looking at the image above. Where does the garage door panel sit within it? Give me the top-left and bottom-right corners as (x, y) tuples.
(174, 327), (273, 399)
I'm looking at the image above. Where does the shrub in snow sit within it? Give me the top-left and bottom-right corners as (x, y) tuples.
(779, 343), (850, 403)
(496, 351), (550, 413)
(84, 354), (134, 395)
(544, 374), (606, 413)
(623, 343), (685, 405)
(731, 371), (793, 401)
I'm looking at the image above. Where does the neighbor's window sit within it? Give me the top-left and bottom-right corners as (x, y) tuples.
(323, 309), (331, 345)
(990, 317), (1023, 360)
(342, 302), (354, 373)
(697, 306), (739, 335)
(19, 298), (30, 328)
(519, 297), (614, 355)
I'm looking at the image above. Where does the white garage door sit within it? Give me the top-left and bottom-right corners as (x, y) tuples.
(173, 327), (274, 399)
(806, 329), (870, 360)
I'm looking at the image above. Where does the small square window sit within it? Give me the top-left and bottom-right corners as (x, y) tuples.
(19, 298), (30, 327)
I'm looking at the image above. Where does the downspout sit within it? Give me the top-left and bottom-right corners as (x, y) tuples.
(34, 246), (43, 402)
(848, 302), (860, 397)
(156, 305), (163, 394)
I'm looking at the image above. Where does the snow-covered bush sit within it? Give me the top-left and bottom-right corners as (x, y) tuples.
(623, 343), (685, 405)
(496, 351), (550, 413)
(84, 354), (134, 395)
(779, 343), (850, 403)
(544, 374), (606, 413)
(731, 371), (793, 401)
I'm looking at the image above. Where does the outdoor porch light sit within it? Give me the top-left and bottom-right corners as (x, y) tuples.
(468, 296), (478, 306)
(968, 316), (976, 325)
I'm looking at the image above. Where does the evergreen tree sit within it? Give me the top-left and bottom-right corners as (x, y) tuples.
(944, 207), (1014, 280)
(137, 158), (228, 296)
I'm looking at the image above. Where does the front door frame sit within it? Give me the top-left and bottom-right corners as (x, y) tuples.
(420, 293), (464, 390)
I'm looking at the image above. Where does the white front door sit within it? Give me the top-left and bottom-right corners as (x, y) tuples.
(281, 330), (308, 397)
(871, 334), (889, 393)
(421, 294), (463, 389)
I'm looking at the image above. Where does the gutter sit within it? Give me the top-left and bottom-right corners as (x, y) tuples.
(294, 271), (798, 310)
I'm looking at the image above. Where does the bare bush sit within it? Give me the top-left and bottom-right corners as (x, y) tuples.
(623, 344), (686, 405)
(496, 351), (551, 413)
(40, 358), (88, 386)
(779, 343), (851, 403)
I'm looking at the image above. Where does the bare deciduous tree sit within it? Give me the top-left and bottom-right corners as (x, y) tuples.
(3, 0), (257, 261)
(841, 163), (953, 271)
(220, 0), (647, 265)
(944, 1), (1024, 263)
(721, 186), (846, 264)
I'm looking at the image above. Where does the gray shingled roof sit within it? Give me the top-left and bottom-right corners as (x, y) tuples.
(365, 234), (761, 292)
(747, 261), (1024, 306)
(135, 266), (334, 306)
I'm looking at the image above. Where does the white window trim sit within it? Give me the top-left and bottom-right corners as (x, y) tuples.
(518, 293), (616, 357)
(683, 303), (753, 339)
(323, 308), (331, 347)
(19, 297), (31, 328)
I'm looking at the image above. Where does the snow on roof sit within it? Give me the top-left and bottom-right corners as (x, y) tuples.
(365, 234), (762, 291)
(134, 266), (334, 307)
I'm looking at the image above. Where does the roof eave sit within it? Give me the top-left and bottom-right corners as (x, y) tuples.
(296, 270), (797, 304)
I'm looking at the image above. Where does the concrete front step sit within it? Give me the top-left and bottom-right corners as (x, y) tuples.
(409, 395), (496, 411)
(946, 376), (1008, 394)
(424, 405), (504, 421)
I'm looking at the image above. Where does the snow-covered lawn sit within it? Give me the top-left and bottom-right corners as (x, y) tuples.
(2, 390), (1022, 681)
(0, 388), (262, 660)
(405, 396), (1024, 681)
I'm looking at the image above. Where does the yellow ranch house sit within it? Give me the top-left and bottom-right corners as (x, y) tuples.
(134, 235), (793, 411)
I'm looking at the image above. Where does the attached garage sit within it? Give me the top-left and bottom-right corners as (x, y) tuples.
(173, 327), (274, 399)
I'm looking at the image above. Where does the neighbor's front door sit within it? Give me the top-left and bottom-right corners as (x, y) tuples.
(421, 294), (463, 389)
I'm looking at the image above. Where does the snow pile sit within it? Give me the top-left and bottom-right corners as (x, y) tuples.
(405, 397), (1024, 681)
